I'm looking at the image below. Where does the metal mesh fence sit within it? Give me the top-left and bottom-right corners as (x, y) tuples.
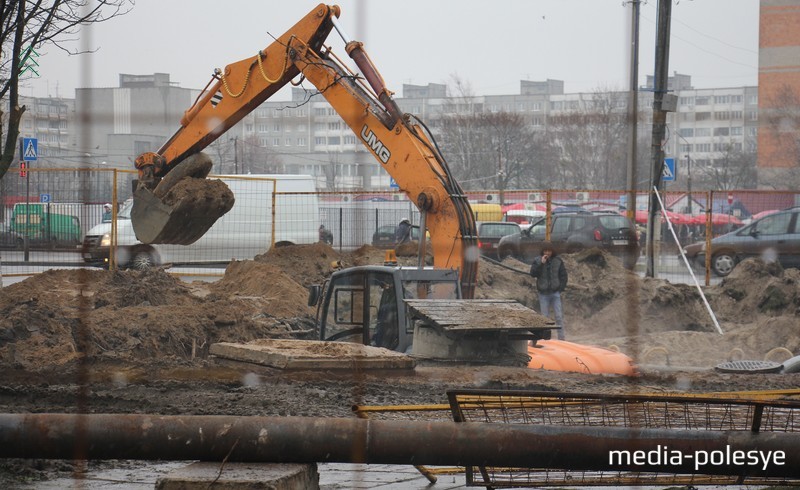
(2, 173), (799, 284)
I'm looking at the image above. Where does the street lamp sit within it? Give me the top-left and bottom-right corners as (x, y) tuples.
(676, 132), (693, 214)
(685, 153), (692, 214)
(497, 138), (509, 206)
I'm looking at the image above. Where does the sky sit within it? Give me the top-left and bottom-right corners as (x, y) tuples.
(20, 0), (760, 100)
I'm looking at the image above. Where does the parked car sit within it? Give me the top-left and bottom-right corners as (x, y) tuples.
(11, 203), (82, 247)
(371, 224), (421, 249)
(683, 206), (800, 277)
(477, 221), (521, 259)
(0, 223), (24, 249)
(497, 212), (640, 269)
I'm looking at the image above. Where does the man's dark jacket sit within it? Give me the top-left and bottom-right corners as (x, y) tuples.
(529, 255), (568, 294)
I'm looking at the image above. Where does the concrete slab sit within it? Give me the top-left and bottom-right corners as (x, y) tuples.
(406, 299), (554, 332)
(156, 462), (318, 490)
(210, 339), (416, 370)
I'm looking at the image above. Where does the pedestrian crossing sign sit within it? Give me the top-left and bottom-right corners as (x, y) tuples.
(662, 158), (675, 182)
(21, 137), (38, 162)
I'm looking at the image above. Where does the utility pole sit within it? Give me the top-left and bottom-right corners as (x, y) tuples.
(234, 136), (239, 174)
(497, 140), (506, 206)
(645, 0), (673, 278)
(625, 0), (641, 267)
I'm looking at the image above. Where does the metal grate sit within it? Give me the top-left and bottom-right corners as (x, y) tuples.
(716, 359), (783, 373)
(446, 389), (800, 488)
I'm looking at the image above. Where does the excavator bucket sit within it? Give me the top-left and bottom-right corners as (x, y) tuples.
(131, 154), (235, 245)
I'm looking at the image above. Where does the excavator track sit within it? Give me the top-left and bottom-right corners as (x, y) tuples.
(131, 153), (234, 245)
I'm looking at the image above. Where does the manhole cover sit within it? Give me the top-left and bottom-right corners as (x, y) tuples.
(715, 359), (783, 374)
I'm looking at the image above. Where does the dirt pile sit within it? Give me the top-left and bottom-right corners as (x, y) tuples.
(707, 258), (800, 322)
(161, 178), (235, 213)
(556, 253), (800, 368)
(562, 250), (714, 337)
(0, 266), (315, 373)
(0, 244), (797, 373)
(0, 243), (424, 373)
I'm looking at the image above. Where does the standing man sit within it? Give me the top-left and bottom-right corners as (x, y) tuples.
(529, 241), (568, 340)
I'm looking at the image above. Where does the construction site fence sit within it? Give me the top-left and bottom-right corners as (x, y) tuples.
(353, 388), (800, 487)
(1, 168), (798, 284)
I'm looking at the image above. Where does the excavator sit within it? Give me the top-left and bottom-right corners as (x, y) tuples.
(130, 4), (636, 375)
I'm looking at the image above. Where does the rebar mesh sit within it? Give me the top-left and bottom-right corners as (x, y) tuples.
(446, 389), (800, 487)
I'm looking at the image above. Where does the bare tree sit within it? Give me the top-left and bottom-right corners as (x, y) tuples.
(207, 138), (235, 174)
(544, 91), (630, 189)
(240, 135), (283, 174)
(693, 147), (757, 190)
(0, 0), (133, 180)
(439, 111), (544, 191)
(322, 151), (341, 191)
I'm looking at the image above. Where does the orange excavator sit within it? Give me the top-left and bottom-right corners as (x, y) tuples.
(131, 4), (636, 376)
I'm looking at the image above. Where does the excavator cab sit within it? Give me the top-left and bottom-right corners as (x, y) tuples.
(313, 266), (461, 354)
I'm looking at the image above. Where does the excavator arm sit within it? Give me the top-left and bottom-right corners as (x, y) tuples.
(283, 21), (478, 297)
(131, 3), (477, 297)
(134, 4), (337, 182)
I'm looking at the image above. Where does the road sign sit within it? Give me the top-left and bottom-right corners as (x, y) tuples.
(21, 137), (38, 161)
(40, 193), (51, 203)
(18, 45), (40, 77)
(389, 177), (399, 190)
(662, 158), (675, 182)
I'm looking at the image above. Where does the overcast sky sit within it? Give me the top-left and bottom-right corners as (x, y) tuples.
(21, 0), (759, 100)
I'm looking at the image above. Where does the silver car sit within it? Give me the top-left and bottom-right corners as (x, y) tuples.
(683, 207), (800, 276)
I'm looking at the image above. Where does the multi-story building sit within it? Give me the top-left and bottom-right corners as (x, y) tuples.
(75, 73), (201, 168)
(1, 73), (768, 190)
(667, 82), (760, 172)
(13, 96), (74, 165)
(758, 0), (800, 184)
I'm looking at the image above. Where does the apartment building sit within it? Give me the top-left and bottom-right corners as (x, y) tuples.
(3, 73), (765, 190)
(12, 96), (73, 165)
(758, 0), (800, 183)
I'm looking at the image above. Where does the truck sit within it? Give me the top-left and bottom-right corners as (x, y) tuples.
(11, 203), (82, 248)
(82, 174), (319, 269)
(126, 3), (635, 375)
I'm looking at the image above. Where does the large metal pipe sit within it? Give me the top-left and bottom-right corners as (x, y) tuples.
(1, 414), (799, 478)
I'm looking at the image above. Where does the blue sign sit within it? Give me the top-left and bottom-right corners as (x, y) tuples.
(21, 137), (38, 162)
(389, 177), (399, 189)
(40, 193), (51, 203)
(662, 158), (675, 182)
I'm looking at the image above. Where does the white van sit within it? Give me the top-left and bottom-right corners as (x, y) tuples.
(504, 209), (546, 225)
(82, 174), (319, 269)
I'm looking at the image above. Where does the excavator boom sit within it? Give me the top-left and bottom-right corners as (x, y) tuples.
(131, 3), (477, 296)
(131, 4), (338, 246)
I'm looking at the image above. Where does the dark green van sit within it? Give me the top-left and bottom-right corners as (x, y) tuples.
(11, 203), (81, 247)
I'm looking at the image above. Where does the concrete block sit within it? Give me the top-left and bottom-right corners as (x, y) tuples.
(156, 462), (318, 489)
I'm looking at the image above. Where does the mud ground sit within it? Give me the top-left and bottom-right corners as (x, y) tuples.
(1, 243), (799, 485)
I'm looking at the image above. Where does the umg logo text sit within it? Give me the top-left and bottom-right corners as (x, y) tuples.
(360, 125), (391, 164)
